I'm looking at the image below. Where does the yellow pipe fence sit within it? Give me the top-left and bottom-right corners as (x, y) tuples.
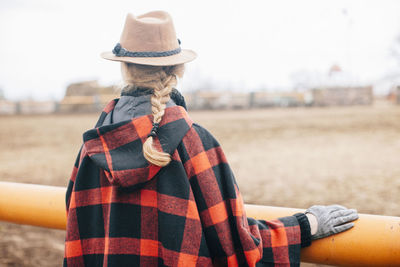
(0, 181), (399, 266)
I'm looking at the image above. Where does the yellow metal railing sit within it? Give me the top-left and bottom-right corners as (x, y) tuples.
(0, 181), (399, 266)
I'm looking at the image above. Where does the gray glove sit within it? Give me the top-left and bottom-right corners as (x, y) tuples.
(306, 204), (359, 240)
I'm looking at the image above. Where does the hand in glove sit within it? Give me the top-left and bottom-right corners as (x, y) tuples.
(305, 205), (359, 240)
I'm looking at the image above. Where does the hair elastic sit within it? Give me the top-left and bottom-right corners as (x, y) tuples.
(148, 123), (160, 138)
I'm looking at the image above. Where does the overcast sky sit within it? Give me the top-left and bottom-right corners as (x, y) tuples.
(1, 0), (400, 100)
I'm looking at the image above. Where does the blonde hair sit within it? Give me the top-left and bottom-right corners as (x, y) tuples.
(121, 63), (185, 167)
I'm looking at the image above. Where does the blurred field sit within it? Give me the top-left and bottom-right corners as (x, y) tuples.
(1, 102), (400, 266)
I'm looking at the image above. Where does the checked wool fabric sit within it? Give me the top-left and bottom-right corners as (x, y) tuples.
(64, 99), (307, 267)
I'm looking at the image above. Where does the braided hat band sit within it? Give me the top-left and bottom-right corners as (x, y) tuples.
(113, 40), (182, 58)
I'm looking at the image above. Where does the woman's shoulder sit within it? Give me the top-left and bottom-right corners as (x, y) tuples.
(185, 122), (221, 149)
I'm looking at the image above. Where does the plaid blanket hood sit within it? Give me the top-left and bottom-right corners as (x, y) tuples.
(64, 99), (307, 267)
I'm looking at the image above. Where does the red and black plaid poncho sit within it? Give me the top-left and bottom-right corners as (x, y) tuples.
(64, 99), (311, 267)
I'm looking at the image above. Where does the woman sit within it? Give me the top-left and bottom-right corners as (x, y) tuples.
(64, 11), (358, 266)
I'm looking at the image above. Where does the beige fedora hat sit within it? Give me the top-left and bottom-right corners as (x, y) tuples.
(101, 11), (197, 66)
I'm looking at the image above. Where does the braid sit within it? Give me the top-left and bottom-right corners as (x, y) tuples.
(120, 63), (185, 167)
(143, 75), (175, 166)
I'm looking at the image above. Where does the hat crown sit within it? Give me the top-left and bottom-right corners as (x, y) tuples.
(101, 11), (197, 66)
(120, 11), (179, 53)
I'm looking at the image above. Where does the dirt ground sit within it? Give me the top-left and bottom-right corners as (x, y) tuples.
(1, 102), (399, 266)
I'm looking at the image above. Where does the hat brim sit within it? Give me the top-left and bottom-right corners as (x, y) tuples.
(100, 49), (197, 66)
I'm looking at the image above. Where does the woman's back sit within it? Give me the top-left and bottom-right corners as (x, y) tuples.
(64, 99), (305, 266)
